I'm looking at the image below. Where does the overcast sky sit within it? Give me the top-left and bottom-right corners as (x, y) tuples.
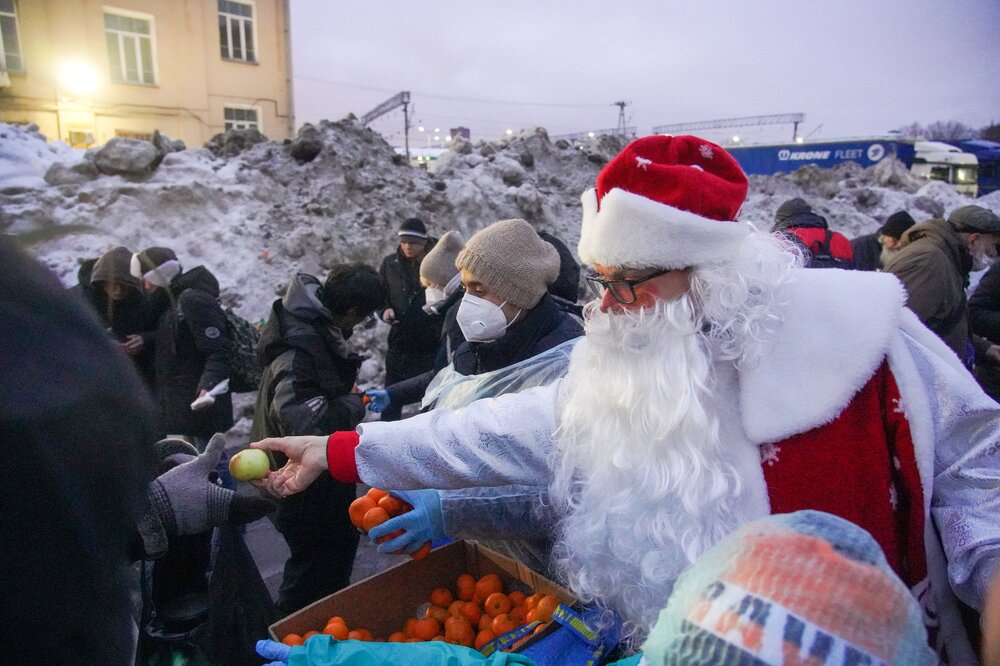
(290, 0), (1000, 147)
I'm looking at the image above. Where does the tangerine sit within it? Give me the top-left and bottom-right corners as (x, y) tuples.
(483, 592), (512, 618)
(475, 573), (504, 601)
(456, 573), (476, 601)
(348, 628), (373, 641)
(348, 496), (376, 529)
(509, 605), (528, 625)
(404, 617), (417, 637)
(281, 633), (304, 646)
(445, 617), (475, 647)
(303, 630), (318, 639)
(448, 600), (465, 618)
(523, 593), (541, 610)
(459, 601), (482, 626)
(323, 622), (349, 640)
(410, 617), (440, 641)
(430, 587), (453, 608)
(361, 506), (390, 532)
(475, 629), (496, 650)
(534, 622), (548, 635)
(508, 591), (527, 607)
(378, 494), (407, 515)
(535, 595), (559, 622)
(388, 631), (407, 642)
(366, 487), (389, 502)
(410, 541), (432, 560)
(425, 605), (449, 623)
(491, 613), (516, 635)
(479, 613), (493, 632)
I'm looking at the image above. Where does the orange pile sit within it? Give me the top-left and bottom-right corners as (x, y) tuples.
(349, 487), (432, 560)
(281, 572), (561, 653)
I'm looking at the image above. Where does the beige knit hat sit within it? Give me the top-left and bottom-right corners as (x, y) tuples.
(455, 218), (560, 309)
(420, 230), (464, 287)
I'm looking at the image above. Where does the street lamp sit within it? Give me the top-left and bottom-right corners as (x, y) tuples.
(732, 135), (741, 144)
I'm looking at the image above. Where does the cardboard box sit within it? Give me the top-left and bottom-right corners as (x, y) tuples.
(269, 540), (574, 642)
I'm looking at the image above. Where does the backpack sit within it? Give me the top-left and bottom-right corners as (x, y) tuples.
(223, 308), (262, 392)
(792, 229), (855, 269)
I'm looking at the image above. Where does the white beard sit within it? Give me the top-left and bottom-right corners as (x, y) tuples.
(880, 244), (900, 268)
(549, 297), (751, 641)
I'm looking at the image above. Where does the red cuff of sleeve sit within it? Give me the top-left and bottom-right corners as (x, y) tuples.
(327, 431), (361, 484)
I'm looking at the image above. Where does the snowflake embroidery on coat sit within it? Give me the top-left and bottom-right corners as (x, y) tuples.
(893, 455), (901, 471)
(699, 144), (714, 160)
(635, 156), (652, 170)
(889, 484), (899, 511)
(760, 443), (781, 466)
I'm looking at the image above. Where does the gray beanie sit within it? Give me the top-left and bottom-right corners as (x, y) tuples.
(420, 230), (464, 287)
(455, 219), (559, 309)
(948, 205), (1000, 233)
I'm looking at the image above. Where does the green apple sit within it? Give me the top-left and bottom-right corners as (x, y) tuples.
(228, 448), (271, 481)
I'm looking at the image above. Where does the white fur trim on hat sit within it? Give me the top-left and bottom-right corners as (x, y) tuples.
(578, 188), (751, 269)
(131, 255), (181, 288)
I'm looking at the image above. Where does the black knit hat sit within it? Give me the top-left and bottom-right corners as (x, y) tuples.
(398, 217), (428, 241)
(878, 211), (916, 239)
(133, 247), (178, 272)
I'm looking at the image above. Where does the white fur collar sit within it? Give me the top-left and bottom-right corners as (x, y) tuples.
(739, 269), (907, 443)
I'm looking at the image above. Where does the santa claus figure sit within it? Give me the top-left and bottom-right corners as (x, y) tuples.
(255, 135), (1000, 661)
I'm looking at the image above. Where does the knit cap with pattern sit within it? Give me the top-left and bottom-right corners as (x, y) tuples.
(420, 230), (464, 287)
(455, 218), (559, 310)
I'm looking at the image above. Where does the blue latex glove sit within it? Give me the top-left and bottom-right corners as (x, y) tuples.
(367, 489), (443, 555)
(256, 639), (292, 665)
(262, 634), (536, 665)
(365, 389), (391, 413)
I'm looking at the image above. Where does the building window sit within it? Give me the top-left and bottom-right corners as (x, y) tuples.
(218, 0), (256, 63)
(104, 9), (156, 85)
(224, 106), (259, 132)
(0, 0), (24, 72)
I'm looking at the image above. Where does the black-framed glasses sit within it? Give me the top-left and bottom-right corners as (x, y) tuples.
(586, 268), (672, 304)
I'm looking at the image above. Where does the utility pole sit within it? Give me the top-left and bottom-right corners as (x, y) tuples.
(614, 100), (628, 136)
(403, 98), (410, 163)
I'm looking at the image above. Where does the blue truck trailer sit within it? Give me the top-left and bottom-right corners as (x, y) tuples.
(726, 138), (979, 196)
(951, 140), (1000, 196)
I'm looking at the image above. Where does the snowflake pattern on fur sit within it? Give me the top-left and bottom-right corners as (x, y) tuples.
(635, 156), (652, 170)
(890, 483), (899, 511)
(760, 442), (781, 466)
(699, 144), (714, 160)
(892, 397), (906, 416)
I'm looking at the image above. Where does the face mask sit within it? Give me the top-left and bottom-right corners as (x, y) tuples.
(425, 287), (446, 305)
(971, 237), (997, 272)
(456, 293), (510, 342)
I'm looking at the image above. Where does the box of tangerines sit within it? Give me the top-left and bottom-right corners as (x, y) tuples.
(269, 540), (575, 652)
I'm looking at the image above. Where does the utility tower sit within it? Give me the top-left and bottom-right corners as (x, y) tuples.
(614, 100), (629, 136)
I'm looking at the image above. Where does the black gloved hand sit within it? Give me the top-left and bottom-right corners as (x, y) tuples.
(142, 434), (276, 555)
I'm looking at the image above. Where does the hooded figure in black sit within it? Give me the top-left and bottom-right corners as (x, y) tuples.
(252, 264), (386, 614)
(87, 246), (161, 387)
(131, 247), (233, 440)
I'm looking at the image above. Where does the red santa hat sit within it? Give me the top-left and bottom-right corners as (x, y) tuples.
(578, 135), (751, 269)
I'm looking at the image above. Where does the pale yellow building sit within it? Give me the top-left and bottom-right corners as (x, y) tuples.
(0, 0), (294, 148)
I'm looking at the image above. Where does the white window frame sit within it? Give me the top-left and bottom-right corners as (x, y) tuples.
(0, 0), (25, 73)
(218, 0), (258, 63)
(103, 6), (158, 86)
(224, 104), (261, 132)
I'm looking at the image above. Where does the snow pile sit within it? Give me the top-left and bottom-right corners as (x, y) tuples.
(1, 119), (998, 363)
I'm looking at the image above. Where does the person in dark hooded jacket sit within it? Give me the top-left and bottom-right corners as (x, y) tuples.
(251, 264), (386, 614)
(86, 246), (161, 387)
(131, 247), (233, 441)
(970, 262), (1000, 401)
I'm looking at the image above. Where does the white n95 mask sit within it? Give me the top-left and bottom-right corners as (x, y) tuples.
(456, 293), (510, 342)
(425, 286), (446, 305)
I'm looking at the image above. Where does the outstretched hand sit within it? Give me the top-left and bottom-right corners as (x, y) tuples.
(251, 436), (329, 497)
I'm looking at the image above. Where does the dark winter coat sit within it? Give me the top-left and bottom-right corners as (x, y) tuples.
(538, 231), (581, 304)
(970, 262), (1000, 399)
(884, 218), (987, 365)
(451, 293), (583, 376)
(851, 232), (883, 272)
(0, 238), (158, 666)
(379, 241), (443, 355)
(152, 266), (233, 438)
(251, 274), (366, 440)
(386, 287), (466, 406)
(87, 247), (161, 386)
